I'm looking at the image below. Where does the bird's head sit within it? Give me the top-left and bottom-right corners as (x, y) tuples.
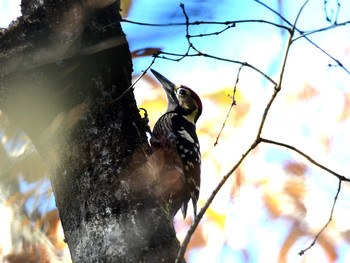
(151, 69), (202, 124)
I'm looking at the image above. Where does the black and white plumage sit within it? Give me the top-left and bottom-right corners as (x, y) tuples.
(150, 69), (202, 219)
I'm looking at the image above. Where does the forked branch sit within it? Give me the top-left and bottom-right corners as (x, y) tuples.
(175, 1), (309, 261)
(124, 1), (349, 260)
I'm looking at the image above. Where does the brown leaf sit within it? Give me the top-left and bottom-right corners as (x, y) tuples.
(120, 0), (133, 18)
(283, 161), (307, 177)
(131, 48), (161, 58)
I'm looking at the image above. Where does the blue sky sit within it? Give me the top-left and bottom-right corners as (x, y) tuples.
(0, 0), (21, 27)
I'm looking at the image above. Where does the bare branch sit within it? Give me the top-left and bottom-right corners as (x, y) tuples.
(214, 64), (243, 146)
(299, 179), (342, 256)
(293, 20), (350, 42)
(190, 23), (236, 38)
(122, 1), (349, 260)
(281, 0), (309, 82)
(119, 19), (291, 32)
(257, 0), (307, 136)
(179, 3), (204, 56)
(175, 3), (309, 261)
(323, 0), (341, 24)
(254, 0), (350, 75)
(155, 3), (277, 87)
(179, 3), (197, 53)
(158, 51), (277, 85)
(254, 0), (294, 28)
(259, 138), (350, 182)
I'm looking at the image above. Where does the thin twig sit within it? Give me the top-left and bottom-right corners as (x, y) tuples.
(158, 51), (277, 85)
(254, 0), (350, 75)
(323, 0), (341, 24)
(324, 0), (331, 23)
(123, 1), (348, 260)
(119, 18), (291, 31)
(335, 0), (341, 24)
(280, 0), (308, 86)
(190, 23), (236, 38)
(292, 20), (350, 42)
(298, 179), (342, 255)
(254, 0), (295, 28)
(180, 3), (202, 55)
(180, 3), (193, 49)
(175, 3), (308, 261)
(260, 138), (350, 182)
(126, 3), (280, 86)
(107, 56), (157, 105)
(214, 65), (243, 146)
(157, 45), (192, 62)
(200, 53), (276, 85)
(257, 0), (308, 136)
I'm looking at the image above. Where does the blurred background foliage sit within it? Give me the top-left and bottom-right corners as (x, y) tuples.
(1, 0), (350, 262)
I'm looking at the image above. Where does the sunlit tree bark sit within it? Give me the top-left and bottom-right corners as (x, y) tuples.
(0, 1), (181, 262)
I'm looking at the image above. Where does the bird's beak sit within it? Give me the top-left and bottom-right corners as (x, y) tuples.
(150, 69), (178, 109)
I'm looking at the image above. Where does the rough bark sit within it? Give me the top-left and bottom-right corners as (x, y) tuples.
(0, 1), (182, 262)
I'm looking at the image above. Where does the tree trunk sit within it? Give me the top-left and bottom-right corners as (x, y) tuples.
(0, 1), (182, 262)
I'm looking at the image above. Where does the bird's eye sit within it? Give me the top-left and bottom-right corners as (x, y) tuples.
(178, 89), (187, 96)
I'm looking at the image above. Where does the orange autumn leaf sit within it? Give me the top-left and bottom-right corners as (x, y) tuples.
(297, 83), (320, 102)
(338, 92), (350, 122)
(320, 134), (333, 153)
(42, 209), (67, 251)
(231, 168), (245, 198)
(318, 234), (338, 262)
(286, 83), (319, 105)
(278, 224), (305, 263)
(262, 193), (282, 218)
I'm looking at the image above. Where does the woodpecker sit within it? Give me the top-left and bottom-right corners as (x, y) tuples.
(150, 69), (202, 219)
